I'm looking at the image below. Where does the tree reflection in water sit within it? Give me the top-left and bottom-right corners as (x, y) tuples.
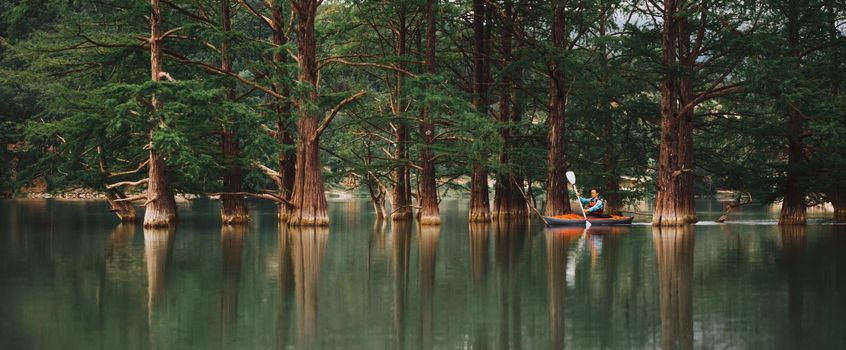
(276, 223), (295, 348)
(391, 220), (411, 350)
(144, 226), (175, 344)
(220, 225), (246, 340)
(469, 222), (491, 285)
(652, 225), (694, 350)
(546, 227), (578, 349)
(494, 218), (528, 350)
(778, 224), (806, 349)
(418, 223), (440, 350)
(289, 225), (329, 349)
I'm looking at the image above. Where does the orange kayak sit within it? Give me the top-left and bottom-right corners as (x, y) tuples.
(543, 213), (634, 226)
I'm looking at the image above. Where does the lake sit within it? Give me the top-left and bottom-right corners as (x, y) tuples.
(1, 198), (844, 349)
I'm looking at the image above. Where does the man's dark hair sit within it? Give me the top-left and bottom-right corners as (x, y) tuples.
(590, 187), (600, 194)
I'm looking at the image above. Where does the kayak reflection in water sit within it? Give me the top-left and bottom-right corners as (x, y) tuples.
(579, 188), (611, 218)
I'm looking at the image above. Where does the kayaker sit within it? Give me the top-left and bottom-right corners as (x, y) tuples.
(579, 188), (610, 218)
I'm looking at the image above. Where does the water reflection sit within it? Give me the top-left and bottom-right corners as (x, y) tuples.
(418, 224), (440, 350)
(220, 225), (246, 337)
(289, 226), (329, 348)
(546, 227), (576, 349)
(144, 227), (175, 325)
(494, 219), (528, 350)
(277, 224), (295, 348)
(391, 221), (412, 349)
(778, 225), (806, 349)
(469, 223), (490, 284)
(652, 225), (694, 350)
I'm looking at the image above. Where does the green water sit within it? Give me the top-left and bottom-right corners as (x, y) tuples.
(1, 199), (844, 349)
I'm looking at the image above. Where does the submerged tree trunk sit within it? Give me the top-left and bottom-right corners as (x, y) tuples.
(288, 0), (329, 226)
(417, 0), (440, 225)
(270, 1), (296, 222)
(544, 0), (571, 217)
(144, 0), (178, 228)
(653, 0), (696, 226)
(469, 0), (491, 222)
(493, 0), (527, 219)
(780, 0), (806, 225)
(218, 0), (248, 224)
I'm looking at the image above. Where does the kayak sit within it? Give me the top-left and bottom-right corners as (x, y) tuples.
(543, 213), (634, 226)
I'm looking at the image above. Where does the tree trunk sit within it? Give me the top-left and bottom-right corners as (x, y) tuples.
(544, 0), (571, 217)
(598, 9), (621, 216)
(97, 146), (137, 222)
(220, 225), (245, 333)
(288, 0), (329, 226)
(217, 0), (248, 225)
(652, 225), (694, 350)
(493, 0), (527, 219)
(144, 0), (178, 228)
(418, 224), (439, 348)
(390, 10), (413, 221)
(653, 0), (696, 226)
(469, 0), (491, 222)
(289, 226), (328, 349)
(469, 222), (490, 284)
(780, 0), (806, 225)
(417, 0), (440, 225)
(827, 1), (842, 224)
(271, 1), (296, 222)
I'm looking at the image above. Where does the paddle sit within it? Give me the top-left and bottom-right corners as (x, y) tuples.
(566, 171), (591, 228)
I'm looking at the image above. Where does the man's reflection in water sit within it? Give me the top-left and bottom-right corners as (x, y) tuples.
(220, 225), (247, 339)
(469, 222), (491, 285)
(494, 218), (528, 350)
(418, 224), (440, 350)
(276, 223), (295, 349)
(546, 227), (576, 349)
(391, 221), (412, 350)
(652, 225), (694, 350)
(144, 226), (176, 345)
(778, 224), (806, 349)
(289, 225), (329, 349)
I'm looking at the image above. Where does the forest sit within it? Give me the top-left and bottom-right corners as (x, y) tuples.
(0, 0), (844, 227)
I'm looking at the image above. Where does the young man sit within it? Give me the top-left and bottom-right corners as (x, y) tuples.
(579, 188), (610, 218)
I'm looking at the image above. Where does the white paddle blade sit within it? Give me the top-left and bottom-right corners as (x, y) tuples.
(565, 171), (576, 185)
(586, 220), (592, 228)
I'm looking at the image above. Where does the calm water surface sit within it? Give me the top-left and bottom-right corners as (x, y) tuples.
(1, 199), (844, 349)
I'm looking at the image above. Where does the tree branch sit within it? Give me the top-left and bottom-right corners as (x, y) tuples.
(107, 178), (149, 189)
(314, 90), (367, 139)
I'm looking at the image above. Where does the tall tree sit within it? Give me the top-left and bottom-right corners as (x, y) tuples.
(469, 0), (491, 222)
(417, 0), (440, 225)
(544, 0), (572, 217)
(219, 0), (248, 225)
(144, 0), (178, 227)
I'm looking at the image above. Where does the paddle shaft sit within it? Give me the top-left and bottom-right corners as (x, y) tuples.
(572, 184), (590, 221)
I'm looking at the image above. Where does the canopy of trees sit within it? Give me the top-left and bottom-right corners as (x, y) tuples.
(1, 0), (844, 226)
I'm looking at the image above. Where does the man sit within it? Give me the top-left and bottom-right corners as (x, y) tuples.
(579, 188), (610, 218)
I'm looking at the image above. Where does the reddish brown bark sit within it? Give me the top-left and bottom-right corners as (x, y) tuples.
(598, 10), (621, 216)
(270, 2), (296, 222)
(493, 0), (528, 219)
(653, 0), (696, 226)
(390, 9), (413, 221)
(219, 0), (248, 224)
(288, 0), (329, 226)
(417, 0), (440, 225)
(652, 226), (694, 350)
(544, 0), (571, 217)
(469, 0), (491, 222)
(144, 0), (178, 228)
(779, 0), (806, 225)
